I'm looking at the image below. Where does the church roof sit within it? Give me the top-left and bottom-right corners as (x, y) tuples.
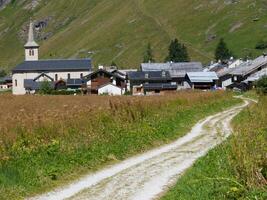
(24, 22), (39, 48)
(12, 59), (92, 73)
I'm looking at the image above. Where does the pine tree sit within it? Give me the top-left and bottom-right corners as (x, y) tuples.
(215, 38), (232, 62)
(165, 39), (190, 62)
(143, 43), (155, 63)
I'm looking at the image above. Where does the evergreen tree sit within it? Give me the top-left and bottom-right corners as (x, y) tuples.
(215, 38), (232, 62)
(143, 43), (155, 63)
(165, 39), (190, 62)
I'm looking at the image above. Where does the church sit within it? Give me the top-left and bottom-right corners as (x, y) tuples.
(12, 22), (92, 95)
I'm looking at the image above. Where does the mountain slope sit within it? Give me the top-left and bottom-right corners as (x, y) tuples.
(0, 0), (267, 70)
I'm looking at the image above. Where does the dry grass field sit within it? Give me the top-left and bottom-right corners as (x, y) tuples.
(0, 91), (241, 199)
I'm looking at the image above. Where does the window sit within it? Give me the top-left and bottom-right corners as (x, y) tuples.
(145, 73), (149, 79)
(55, 74), (58, 81)
(32, 50), (34, 56)
(68, 73), (71, 79)
(15, 79), (18, 87)
(29, 50), (32, 56)
(80, 73), (83, 78)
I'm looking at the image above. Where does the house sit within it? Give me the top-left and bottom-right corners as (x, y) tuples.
(141, 62), (203, 86)
(127, 71), (177, 95)
(0, 76), (12, 90)
(12, 22), (92, 95)
(218, 55), (267, 90)
(242, 68), (267, 90)
(185, 72), (219, 90)
(83, 68), (126, 95)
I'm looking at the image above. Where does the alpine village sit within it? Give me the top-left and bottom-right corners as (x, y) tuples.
(0, 1), (266, 200)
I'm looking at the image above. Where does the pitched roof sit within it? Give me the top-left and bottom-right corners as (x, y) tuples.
(12, 59), (92, 73)
(218, 55), (267, 77)
(187, 72), (218, 83)
(83, 69), (126, 80)
(127, 71), (171, 81)
(141, 62), (203, 78)
(244, 68), (267, 83)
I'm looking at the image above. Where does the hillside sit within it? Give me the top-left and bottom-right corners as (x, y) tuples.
(0, 0), (267, 70)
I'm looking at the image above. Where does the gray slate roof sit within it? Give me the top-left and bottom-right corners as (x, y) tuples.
(141, 62), (203, 78)
(127, 71), (172, 81)
(24, 80), (54, 90)
(13, 59), (92, 73)
(218, 55), (267, 77)
(187, 72), (218, 83)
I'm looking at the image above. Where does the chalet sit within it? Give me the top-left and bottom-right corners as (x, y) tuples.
(218, 55), (267, 90)
(83, 68), (126, 95)
(127, 71), (177, 95)
(12, 22), (92, 95)
(141, 62), (203, 86)
(185, 72), (219, 90)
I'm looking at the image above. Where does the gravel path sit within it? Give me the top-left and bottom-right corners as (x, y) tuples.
(29, 98), (251, 200)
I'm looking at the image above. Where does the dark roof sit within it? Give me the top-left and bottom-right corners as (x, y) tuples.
(83, 69), (126, 81)
(127, 71), (172, 81)
(143, 83), (177, 90)
(141, 62), (203, 78)
(24, 80), (54, 90)
(0, 76), (12, 83)
(66, 79), (83, 86)
(13, 59), (92, 73)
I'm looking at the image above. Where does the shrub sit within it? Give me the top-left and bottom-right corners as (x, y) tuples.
(255, 40), (267, 50)
(39, 80), (53, 95)
(256, 76), (267, 94)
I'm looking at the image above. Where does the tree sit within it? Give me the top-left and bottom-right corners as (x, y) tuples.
(143, 43), (155, 63)
(256, 76), (267, 94)
(215, 38), (232, 62)
(165, 39), (190, 62)
(39, 80), (53, 95)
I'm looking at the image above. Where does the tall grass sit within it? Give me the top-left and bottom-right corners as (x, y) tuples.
(0, 91), (240, 199)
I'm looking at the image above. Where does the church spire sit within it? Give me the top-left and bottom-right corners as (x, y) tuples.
(24, 21), (39, 48)
(24, 21), (39, 61)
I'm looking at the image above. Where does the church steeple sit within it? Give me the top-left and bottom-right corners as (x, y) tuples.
(24, 21), (39, 61)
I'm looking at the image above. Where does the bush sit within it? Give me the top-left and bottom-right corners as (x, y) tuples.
(50, 89), (82, 95)
(38, 80), (53, 95)
(255, 40), (267, 50)
(256, 76), (267, 94)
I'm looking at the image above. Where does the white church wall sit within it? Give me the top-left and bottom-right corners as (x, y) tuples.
(12, 71), (91, 95)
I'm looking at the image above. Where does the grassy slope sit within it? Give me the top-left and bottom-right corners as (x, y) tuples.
(161, 95), (267, 200)
(0, 92), (240, 199)
(0, 0), (267, 70)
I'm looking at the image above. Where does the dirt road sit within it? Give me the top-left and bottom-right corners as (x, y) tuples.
(29, 98), (251, 200)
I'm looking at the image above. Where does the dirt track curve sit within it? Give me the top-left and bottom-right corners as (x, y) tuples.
(29, 97), (252, 200)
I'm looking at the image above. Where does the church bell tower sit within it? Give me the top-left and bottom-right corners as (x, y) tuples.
(24, 22), (39, 61)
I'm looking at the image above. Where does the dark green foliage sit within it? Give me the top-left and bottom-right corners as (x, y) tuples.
(39, 80), (53, 95)
(143, 43), (155, 63)
(0, 69), (7, 78)
(215, 38), (233, 62)
(50, 90), (82, 95)
(165, 39), (190, 62)
(256, 76), (267, 94)
(255, 40), (267, 50)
